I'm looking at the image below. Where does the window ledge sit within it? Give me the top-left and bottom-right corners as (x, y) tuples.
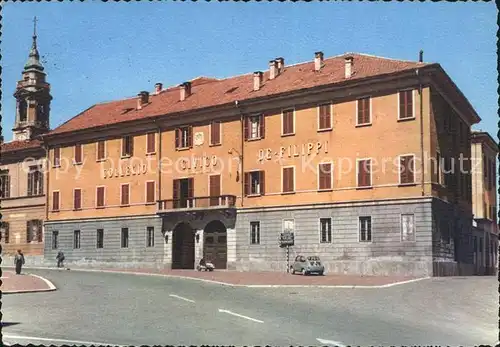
(146, 152), (156, 156)
(120, 155), (132, 159)
(318, 188), (333, 192)
(96, 159), (106, 163)
(356, 186), (373, 190)
(120, 204), (131, 208)
(281, 133), (295, 137)
(246, 194), (262, 198)
(317, 128), (332, 133)
(281, 191), (296, 195)
(355, 123), (372, 128)
(176, 147), (191, 151)
(73, 162), (83, 166)
(209, 143), (222, 147)
(246, 137), (262, 142)
(145, 202), (156, 205)
(398, 183), (417, 187)
(397, 117), (416, 122)
(96, 206), (105, 209)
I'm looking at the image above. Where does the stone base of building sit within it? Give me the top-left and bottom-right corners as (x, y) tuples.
(2, 255), (46, 267)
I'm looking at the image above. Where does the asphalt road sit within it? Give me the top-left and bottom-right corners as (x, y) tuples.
(2, 269), (497, 346)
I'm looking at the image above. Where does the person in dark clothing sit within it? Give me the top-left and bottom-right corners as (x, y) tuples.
(14, 249), (25, 275)
(56, 251), (65, 268)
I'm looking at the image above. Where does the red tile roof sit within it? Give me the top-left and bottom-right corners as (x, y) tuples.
(1, 139), (43, 154)
(49, 53), (430, 136)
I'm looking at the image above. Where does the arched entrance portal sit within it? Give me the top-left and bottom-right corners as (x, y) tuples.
(204, 220), (227, 270)
(172, 222), (195, 269)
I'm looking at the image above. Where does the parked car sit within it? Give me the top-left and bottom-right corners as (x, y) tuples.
(291, 255), (325, 275)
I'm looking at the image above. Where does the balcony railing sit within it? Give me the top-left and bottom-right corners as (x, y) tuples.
(158, 194), (237, 213)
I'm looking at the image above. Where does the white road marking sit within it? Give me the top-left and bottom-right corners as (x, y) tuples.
(169, 294), (195, 303)
(218, 308), (264, 323)
(316, 337), (347, 347)
(1, 276), (10, 279)
(3, 334), (124, 346)
(29, 273), (57, 290)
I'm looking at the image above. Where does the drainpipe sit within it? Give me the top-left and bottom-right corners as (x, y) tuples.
(235, 100), (244, 207)
(417, 68), (425, 196)
(42, 139), (50, 221)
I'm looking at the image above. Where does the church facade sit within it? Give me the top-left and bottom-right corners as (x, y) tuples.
(40, 50), (491, 276)
(0, 23), (52, 256)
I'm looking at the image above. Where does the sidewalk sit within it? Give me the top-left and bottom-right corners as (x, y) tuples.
(1, 270), (56, 294)
(49, 266), (427, 288)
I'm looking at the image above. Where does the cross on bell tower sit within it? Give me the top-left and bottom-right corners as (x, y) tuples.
(12, 16), (52, 141)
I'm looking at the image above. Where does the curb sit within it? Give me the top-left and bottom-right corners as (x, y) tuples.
(6, 265), (431, 289)
(2, 272), (57, 295)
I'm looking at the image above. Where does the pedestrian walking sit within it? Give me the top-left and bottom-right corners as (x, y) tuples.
(14, 249), (25, 275)
(56, 250), (65, 268)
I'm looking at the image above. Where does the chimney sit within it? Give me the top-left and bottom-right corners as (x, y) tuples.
(180, 82), (192, 101)
(137, 91), (149, 110)
(314, 51), (324, 71)
(419, 50), (424, 63)
(253, 71), (263, 91)
(155, 83), (163, 94)
(269, 60), (278, 80)
(275, 57), (285, 75)
(0, 135), (4, 145)
(344, 56), (353, 79)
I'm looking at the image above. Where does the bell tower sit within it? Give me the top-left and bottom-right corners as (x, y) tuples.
(13, 17), (52, 141)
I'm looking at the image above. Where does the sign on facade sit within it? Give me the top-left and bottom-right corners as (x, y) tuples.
(103, 164), (148, 179)
(258, 141), (329, 163)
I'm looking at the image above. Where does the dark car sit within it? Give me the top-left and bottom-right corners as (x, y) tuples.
(291, 255), (325, 275)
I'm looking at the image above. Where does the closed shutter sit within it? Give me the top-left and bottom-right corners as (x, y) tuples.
(357, 98), (370, 124)
(26, 220), (32, 243)
(243, 117), (249, 141)
(38, 170), (44, 195)
(283, 110), (294, 134)
(97, 141), (105, 160)
(75, 144), (82, 163)
(37, 220), (43, 242)
(146, 181), (155, 203)
(209, 175), (221, 206)
(173, 180), (180, 201)
(97, 187), (105, 207)
(399, 90), (413, 119)
(319, 104), (331, 129)
(53, 148), (60, 167)
(259, 114), (265, 139)
(128, 136), (134, 156)
(283, 167), (294, 192)
(121, 185), (129, 205)
(52, 191), (60, 210)
(187, 178), (194, 198)
(187, 126), (193, 147)
(74, 189), (81, 210)
(122, 137), (127, 156)
(259, 171), (265, 195)
(147, 133), (156, 153)
(4, 175), (10, 198)
(319, 163), (332, 190)
(175, 128), (180, 148)
(244, 172), (250, 196)
(211, 121), (221, 145)
(358, 160), (371, 186)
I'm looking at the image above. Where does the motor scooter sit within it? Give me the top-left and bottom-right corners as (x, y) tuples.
(196, 259), (215, 271)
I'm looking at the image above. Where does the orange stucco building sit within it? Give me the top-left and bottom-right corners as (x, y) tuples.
(41, 51), (488, 276)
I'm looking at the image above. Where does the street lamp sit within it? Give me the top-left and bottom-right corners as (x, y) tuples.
(228, 148), (242, 182)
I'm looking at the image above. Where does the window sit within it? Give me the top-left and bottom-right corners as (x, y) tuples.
(27, 166), (43, 196)
(121, 184), (130, 206)
(0, 222), (9, 243)
(121, 228), (129, 248)
(283, 219), (295, 233)
(146, 181), (155, 204)
(401, 214), (415, 242)
(52, 231), (59, 249)
(250, 221), (260, 245)
(320, 218), (332, 243)
(282, 167), (295, 193)
(244, 171), (265, 196)
(318, 103), (332, 130)
(359, 216), (372, 242)
(52, 191), (60, 211)
(74, 230), (81, 249)
(121, 135), (134, 157)
(97, 140), (106, 161)
(26, 220), (43, 243)
(175, 126), (193, 149)
(282, 109), (295, 135)
(74, 144), (83, 164)
(357, 97), (371, 125)
(96, 186), (105, 208)
(146, 132), (156, 154)
(96, 229), (104, 249)
(318, 163), (333, 191)
(398, 90), (413, 120)
(146, 226), (154, 247)
(400, 155), (415, 184)
(244, 115), (264, 140)
(53, 147), (61, 167)
(74, 189), (82, 210)
(210, 121), (221, 145)
(357, 159), (372, 187)
(0, 171), (11, 198)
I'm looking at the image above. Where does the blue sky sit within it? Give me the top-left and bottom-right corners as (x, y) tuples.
(2, 2), (497, 142)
